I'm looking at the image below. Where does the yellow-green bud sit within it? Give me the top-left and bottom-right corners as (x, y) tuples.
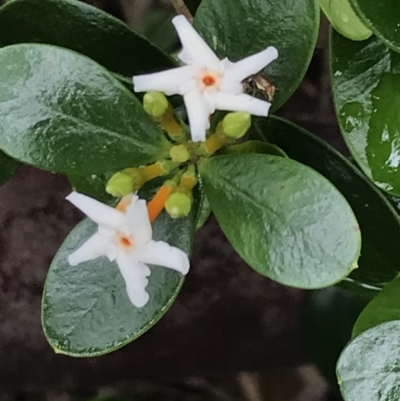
(106, 172), (135, 197)
(143, 91), (169, 118)
(222, 112), (251, 139)
(169, 144), (190, 163)
(165, 193), (192, 218)
(106, 168), (143, 197)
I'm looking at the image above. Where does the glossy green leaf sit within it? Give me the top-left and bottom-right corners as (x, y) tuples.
(352, 278), (400, 338)
(139, 10), (179, 53)
(318, 0), (372, 41)
(0, 44), (171, 175)
(42, 205), (195, 356)
(337, 321), (400, 401)
(223, 140), (287, 157)
(0, 0), (174, 76)
(250, 116), (400, 292)
(304, 287), (367, 383)
(331, 31), (400, 196)
(199, 154), (361, 289)
(0, 151), (19, 185)
(68, 173), (114, 204)
(193, 0), (319, 111)
(195, 194), (211, 230)
(349, 0), (400, 53)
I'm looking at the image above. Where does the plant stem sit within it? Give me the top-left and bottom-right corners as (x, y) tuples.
(170, 0), (193, 22)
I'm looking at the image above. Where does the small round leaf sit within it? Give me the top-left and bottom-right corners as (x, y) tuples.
(349, 0), (400, 53)
(0, 44), (171, 175)
(199, 154), (361, 289)
(0, 0), (174, 76)
(250, 116), (400, 292)
(337, 321), (400, 401)
(331, 31), (400, 196)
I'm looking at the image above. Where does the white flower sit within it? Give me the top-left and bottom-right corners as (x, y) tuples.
(66, 192), (190, 308)
(133, 15), (278, 142)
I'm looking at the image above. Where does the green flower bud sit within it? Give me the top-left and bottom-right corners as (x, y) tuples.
(222, 112), (252, 139)
(170, 144), (190, 163)
(143, 91), (169, 117)
(165, 193), (192, 218)
(106, 168), (143, 197)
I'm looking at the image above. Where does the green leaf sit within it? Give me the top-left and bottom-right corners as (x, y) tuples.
(199, 154), (361, 289)
(0, 0), (175, 76)
(139, 10), (179, 53)
(193, 0), (319, 111)
(195, 194), (211, 230)
(0, 151), (19, 185)
(349, 0), (400, 53)
(250, 116), (400, 292)
(0, 43), (171, 175)
(304, 287), (368, 384)
(42, 204), (195, 357)
(222, 140), (287, 157)
(68, 173), (114, 204)
(337, 321), (400, 401)
(331, 31), (400, 196)
(318, 0), (372, 40)
(352, 278), (400, 338)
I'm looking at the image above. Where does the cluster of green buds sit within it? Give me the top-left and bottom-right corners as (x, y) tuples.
(105, 91), (252, 222)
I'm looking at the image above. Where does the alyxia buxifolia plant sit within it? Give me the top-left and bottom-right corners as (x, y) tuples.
(0, 0), (400, 398)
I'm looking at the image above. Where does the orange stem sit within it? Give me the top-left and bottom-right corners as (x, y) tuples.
(147, 185), (173, 223)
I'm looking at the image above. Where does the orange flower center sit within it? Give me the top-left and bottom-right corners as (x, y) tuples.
(203, 75), (216, 86)
(118, 234), (134, 251)
(121, 237), (131, 246)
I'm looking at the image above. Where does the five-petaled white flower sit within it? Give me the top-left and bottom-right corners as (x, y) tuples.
(133, 15), (278, 142)
(66, 192), (190, 308)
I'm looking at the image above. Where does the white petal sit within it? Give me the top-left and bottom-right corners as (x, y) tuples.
(106, 244), (118, 262)
(133, 66), (195, 96)
(213, 92), (271, 116)
(68, 232), (111, 266)
(224, 46), (279, 83)
(126, 197), (152, 247)
(184, 89), (213, 142)
(116, 253), (151, 308)
(172, 15), (220, 69)
(66, 192), (126, 230)
(135, 240), (190, 275)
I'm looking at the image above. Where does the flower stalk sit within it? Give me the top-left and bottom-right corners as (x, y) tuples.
(143, 91), (186, 143)
(201, 130), (230, 155)
(106, 160), (180, 198)
(196, 112), (252, 156)
(147, 181), (176, 223)
(165, 165), (197, 218)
